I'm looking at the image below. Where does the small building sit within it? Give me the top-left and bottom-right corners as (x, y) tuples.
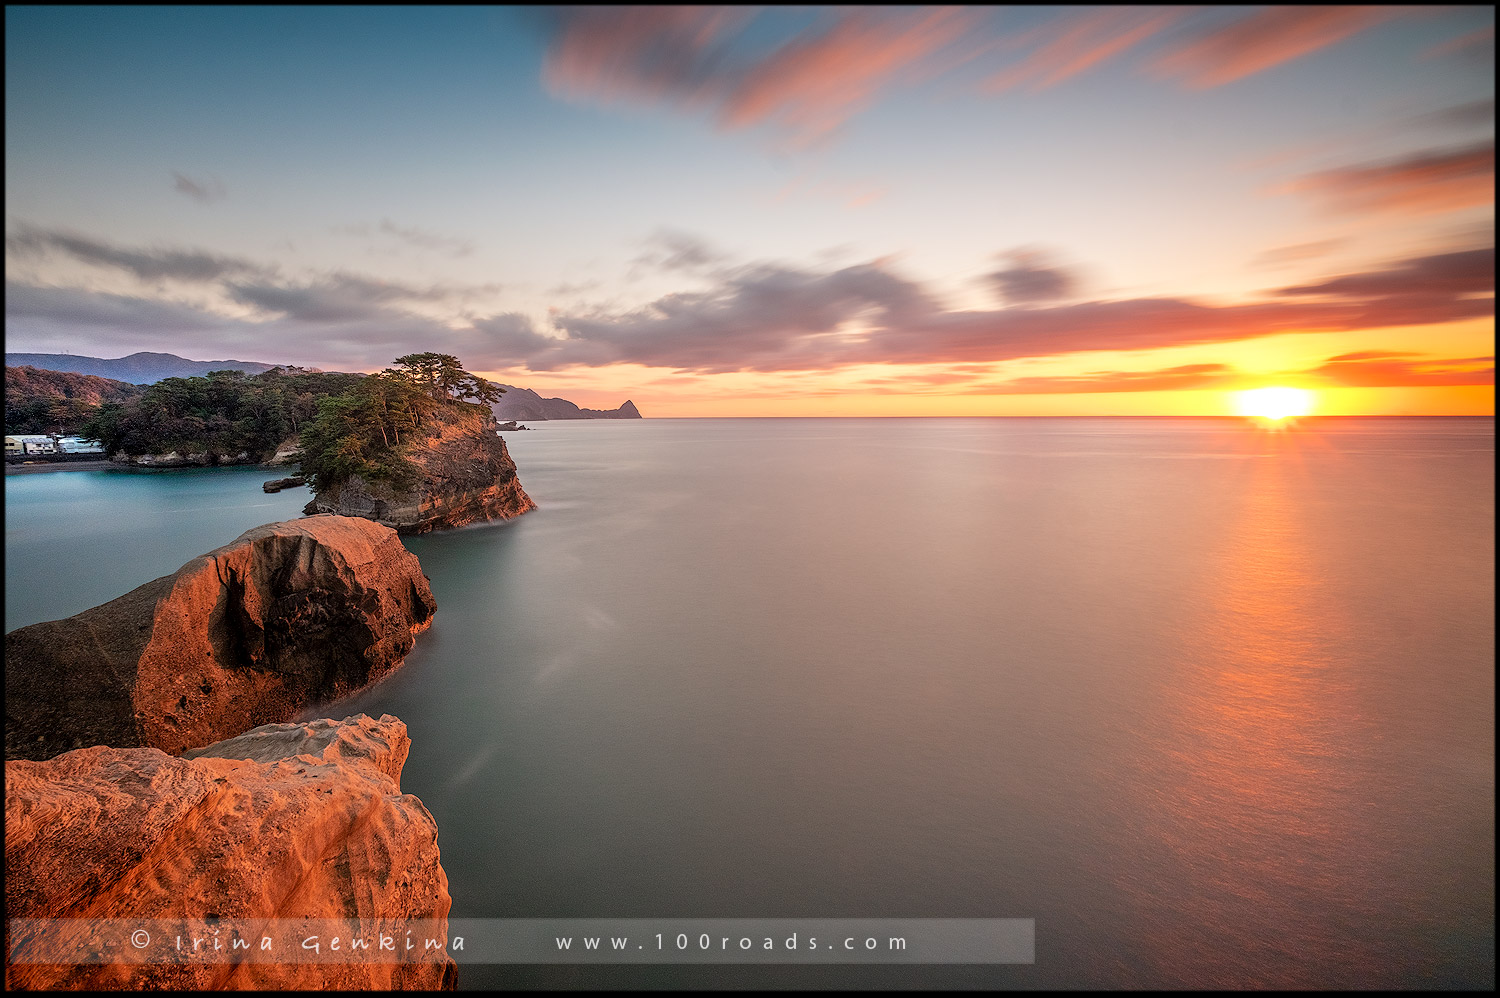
(58, 436), (105, 454)
(5, 435), (58, 455)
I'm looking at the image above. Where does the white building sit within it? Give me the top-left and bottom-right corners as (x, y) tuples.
(58, 436), (105, 454)
(4, 435), (59, 455)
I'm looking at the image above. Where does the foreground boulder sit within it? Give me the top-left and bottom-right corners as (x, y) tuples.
(4, 517), (436, 760)
(303, 404), (535, 534)
(4, 714), (456, 990)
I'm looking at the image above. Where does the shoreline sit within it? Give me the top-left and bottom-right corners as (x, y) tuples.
(5, 460), (114, 476)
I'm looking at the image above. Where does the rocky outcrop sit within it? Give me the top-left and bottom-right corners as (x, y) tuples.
(303, 405), (535, 534)
(111, 450), (256, 467)
(265, 437), (303, 467)
(4, 517), (436, 760)
(490, 385), (641, 420)
(4, 714), (456, 990)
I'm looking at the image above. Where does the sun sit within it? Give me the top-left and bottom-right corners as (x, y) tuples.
(1236, 387), (1314, 422)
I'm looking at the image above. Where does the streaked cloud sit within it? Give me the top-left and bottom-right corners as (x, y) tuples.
(1276, 142), (1495, 216)
(1304, 351), (1494, 387)
(1422, 24), (1494, 61)
(1152, 6), (1403, 89)
(543, 5), (972, 143)
(6, 224), (264, 283)
(1251, 239), (1345, 270)
(171, 172), (227, 203)
(984, 6), (1184, 92)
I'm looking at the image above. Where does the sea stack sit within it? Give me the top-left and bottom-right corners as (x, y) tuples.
(303, 404), (535, 533)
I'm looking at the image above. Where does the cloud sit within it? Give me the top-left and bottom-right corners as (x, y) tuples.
(9, 228), (1494, 381)
(1422, 24), (1494, 61)
(171, 172), (227, 203)
(989, 249), (1079, 305)
(718, 7), (972, 143)
(483, 244), (1494, 374)
(1252, 239), (1345, 270)
(543, 6), (973, 143)
(984, 363), (1241, 395)
(629, 229), (727, 275)
(6, 225), (264, 283)
(1411, 99), (1496, 132)
(1274, 245), (1494, 299)
(1152, 6), (1403, 88)
(1304, 351), (1494, 387)
(224, 273), (493, 323)
(376, 219), (474, 257)
(1276, 142), (1495, 216)
(984, 6), (1185, 92)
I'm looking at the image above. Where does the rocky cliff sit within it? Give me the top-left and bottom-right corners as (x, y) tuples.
(4, 517), (436, 760)
(303, 404), (535, 534)
(490, 385), (641, 420)
(4, 714), (456, 990)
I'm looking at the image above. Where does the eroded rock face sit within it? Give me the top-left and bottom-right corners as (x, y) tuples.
(4, 517), (436, 760)
(4, 714), (456, 990)
(304, 405), (536, 534)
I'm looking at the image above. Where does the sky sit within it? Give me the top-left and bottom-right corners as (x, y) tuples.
(5, 4), (1494, 416)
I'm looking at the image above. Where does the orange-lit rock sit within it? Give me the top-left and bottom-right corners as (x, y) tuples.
(4, 517), (436, 760)
(303, 404), (536, 534)
(4, 714), (455, 990)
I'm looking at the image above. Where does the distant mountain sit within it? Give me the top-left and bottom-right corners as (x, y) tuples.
(490, 385), (642, 421)
(4, 351), (280, 384)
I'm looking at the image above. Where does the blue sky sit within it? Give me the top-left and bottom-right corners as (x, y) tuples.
(5, 5), (1494, 414)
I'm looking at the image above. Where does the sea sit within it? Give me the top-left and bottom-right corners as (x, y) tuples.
(4, 417), (1494, 989)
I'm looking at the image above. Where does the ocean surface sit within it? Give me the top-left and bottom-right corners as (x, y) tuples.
(5, 418), (1495, 988)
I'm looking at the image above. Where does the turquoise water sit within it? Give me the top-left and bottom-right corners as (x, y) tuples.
(5, 419), (1495, 988)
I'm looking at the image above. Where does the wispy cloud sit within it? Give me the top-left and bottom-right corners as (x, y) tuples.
(1152, 6), (1403, 89)
(171, 172), (227, 203)
(1276, 141), (1495, 216)
(1251, 239), (1346, 270)
(6, 225), (264, 283)
(1304, 351), (1494, 387)
(543, 6), (973, 144)
(984, 6), (1184, 93)
(1422, 24), (1494, 61)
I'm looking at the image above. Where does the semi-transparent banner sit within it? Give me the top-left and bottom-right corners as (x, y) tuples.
(9, 918), (1035, 965)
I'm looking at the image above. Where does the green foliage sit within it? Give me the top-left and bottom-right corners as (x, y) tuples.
(4, 366), (144, 434)
(295, 355), (501, 496)
(67, 368), (363, 461)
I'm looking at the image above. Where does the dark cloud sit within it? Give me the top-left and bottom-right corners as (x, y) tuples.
(1274, 246), (1494, 299)
(6, 225), (264, 283)
(171, 172), (227, 203)
(989, 249), (1078, 305)
(224, 273), (486, 323)
(1278, 141), (1495, 216)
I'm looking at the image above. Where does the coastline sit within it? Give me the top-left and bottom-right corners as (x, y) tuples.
(5, 460), (114, 476)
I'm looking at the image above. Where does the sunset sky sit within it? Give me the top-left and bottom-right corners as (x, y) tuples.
(5, 5), (1494, 415)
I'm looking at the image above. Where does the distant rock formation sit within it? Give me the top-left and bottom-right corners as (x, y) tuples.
(490, 385), (641, 421)
(304, 404), (535, 534)
(5, 351), (280, 385)
(4, 714), (456, 990)
(4, 517), (436, 760)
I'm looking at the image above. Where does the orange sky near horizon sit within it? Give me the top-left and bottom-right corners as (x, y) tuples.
(481, 317), (1495, 418)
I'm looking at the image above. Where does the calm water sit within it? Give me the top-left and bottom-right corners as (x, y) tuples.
(5, 419), (1495, 988)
